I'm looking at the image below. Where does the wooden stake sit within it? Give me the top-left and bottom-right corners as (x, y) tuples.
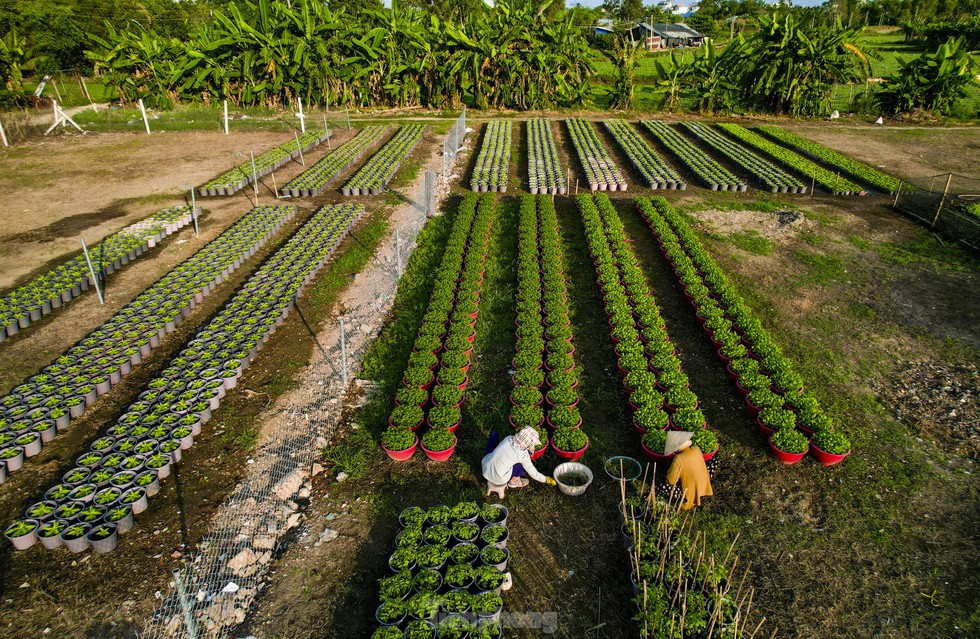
(893, 180), (903, 207)
(932, 174), (953, 228)
(50, 77), (62, 103)
(272, 172), (279, 199)
(0, 118), (8, 147)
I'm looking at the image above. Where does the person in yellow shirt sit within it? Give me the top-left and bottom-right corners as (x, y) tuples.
(661, 431), (715, 510)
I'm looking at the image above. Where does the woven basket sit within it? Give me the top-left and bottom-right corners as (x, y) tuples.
(553, 462), (593, 497)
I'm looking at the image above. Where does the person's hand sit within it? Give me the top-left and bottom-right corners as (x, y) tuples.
(546, 478), (557, 487)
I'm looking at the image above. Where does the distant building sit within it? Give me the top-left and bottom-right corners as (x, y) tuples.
(630, 23), (705, 49)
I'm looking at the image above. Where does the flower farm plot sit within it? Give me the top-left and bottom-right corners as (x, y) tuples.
(526, 118), (566, 195)
(565, 118), (627, 192)
(281, 126), (388, 197)
(470, 121), (512, 193)
(0, 206), (197, 342)
(342, 125), (427, 196)
(0, 205), (294, 483)
(4, 203), (363, 553)
(381, 193), (495, 463)
(755, 125), (902, 194)
(373, 502), (510, 639)
(637, 197), (851, 466)
(197, 129), (331, 197)
(509, 195), (588, 461)
(577, 193), (720, 463)
(717, 124), (864, 195)
(681, 122), (805, 194)
(604, 120), (686, 190)
(640, 121), (745, 192)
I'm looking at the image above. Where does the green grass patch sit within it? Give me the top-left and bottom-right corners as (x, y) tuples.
(728, 230), (773, 255)
(792, 249), (848, 284)
(876, 234), (980, 272)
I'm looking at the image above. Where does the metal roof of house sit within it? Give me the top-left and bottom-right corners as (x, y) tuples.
(642, 23), (704, 39)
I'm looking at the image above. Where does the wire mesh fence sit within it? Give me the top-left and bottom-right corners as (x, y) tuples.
(893, 173), (980, 251)
(143, 129), (464, 639)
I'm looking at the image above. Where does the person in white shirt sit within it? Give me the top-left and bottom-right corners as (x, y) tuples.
(482, 427), (557, 489)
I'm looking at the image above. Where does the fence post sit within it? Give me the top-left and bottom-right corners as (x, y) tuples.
(81, 239), (105, 305)
(223, 100), (229, 135)
(339, 317), (348, 387)
(892, 181), (903, 208)
(932, 174), (953, 228)
(251, 150), (259, 204)
(323, 115), (330, 148)
(395, 229), (402, 278)
(138, 99), (151, 135)
(191, 189), (199, 237)
(173, 570), (199, 639)
(296, 97), (306, 134)
(345, 107), (351, 131)
(294, 131), (305, 165)
(0, 118), (7, 147)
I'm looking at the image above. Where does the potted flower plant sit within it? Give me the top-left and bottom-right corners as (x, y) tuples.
(769, 429), (809, 464)
(381, 428), (418, 462)
(551, 427), (588, 461)
(810, 430), (851, 466)
(421, 429), (457, 462)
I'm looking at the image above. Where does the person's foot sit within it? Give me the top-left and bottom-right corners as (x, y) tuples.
(501, 572), (513, 591)
(507, 477), (529, 488)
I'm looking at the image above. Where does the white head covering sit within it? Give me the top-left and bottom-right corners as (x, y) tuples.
(513, 427), (542, 451)
(665, 431), (694, 456)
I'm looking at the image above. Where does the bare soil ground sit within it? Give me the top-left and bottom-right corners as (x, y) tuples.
(0, 121), (976, 639)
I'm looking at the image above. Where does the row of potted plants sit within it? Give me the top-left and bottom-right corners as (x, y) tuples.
(604, 120), (687, 191)
(565, 118), (628, 192)
(622, 484), (759, 638)
(755, 125), (901, 194)
(578, 193), (720, 464)
(636, 196), (851, 466)
(342, 125), (427, 196)
(717, 124), (865, 195)
(680, 122), (806, 194)
(198, 129), (331, 196)
(509, 195), (589, 462)
(640, 121), (746, 192)
(527, 118), (567, 195)
(372, 503), (509, 639)
(1, 205), (198, 341)
(469, 121), (511, 193)
(382, 194), (495, 462)
(281, 126), (388, 197)
(4, 204), (364, 552)
(0, 205), (297, 483)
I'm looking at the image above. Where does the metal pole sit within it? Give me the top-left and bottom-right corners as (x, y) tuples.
(223, 100), (229, 135)
(191, 189), (199, 237)
(173, 570), (199, 639)
(345, 106), (351, 131)
(395, 229), (402, 278)
(893, 181), (903, 207)
(323, 115), (330, 148)
(251, 150), (259, 204)
(294, 131), (305, 165)
(0, 118), (7, 147)
(339, 317), (348, 386)
(81, 239), (104, 305)
(297, 97), (305, 134)
(138, 99), (151, 135)
(810, 171), (816, 198)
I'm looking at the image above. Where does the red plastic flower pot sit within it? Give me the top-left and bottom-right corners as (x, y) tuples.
(810, 443), (850, 467)
(529, 446), (546, 461)
(640, 441), (676, 464)
(757, 417), (776, 439)
(768, 438), (806, 464)
(551, 439), (587, 462)
(702, 446), (719, 461)
(382, 436), (418, 462)
(422, 437), (457, 462)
